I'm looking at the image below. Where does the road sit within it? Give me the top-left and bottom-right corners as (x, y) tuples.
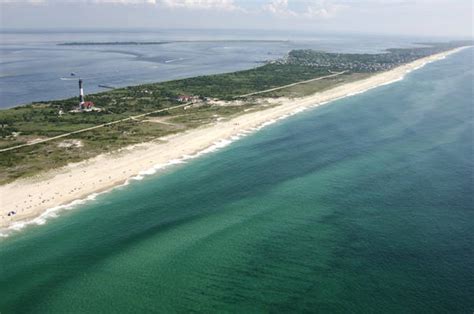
(236, 71), (346, 98)
(0, 71), (346, 153)
(0, 103), (191, 153)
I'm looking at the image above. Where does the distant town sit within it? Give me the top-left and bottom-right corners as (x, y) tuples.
(279, 41), (472, 72)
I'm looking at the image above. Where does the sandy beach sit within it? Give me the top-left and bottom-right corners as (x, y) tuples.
(0, 47), (466, 233)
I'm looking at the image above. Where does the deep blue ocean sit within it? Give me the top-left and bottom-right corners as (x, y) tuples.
(0, 43), (472, 312)
(0, 29), (436, 108)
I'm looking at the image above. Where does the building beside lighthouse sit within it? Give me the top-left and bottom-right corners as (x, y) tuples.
(73, 79), (99, 112)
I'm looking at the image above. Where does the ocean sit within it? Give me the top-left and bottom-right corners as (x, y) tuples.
(0, 47), (472, 312)
(0, 29), (432, 108)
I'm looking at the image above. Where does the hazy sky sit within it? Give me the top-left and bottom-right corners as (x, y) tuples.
(0, 0), (472, 38)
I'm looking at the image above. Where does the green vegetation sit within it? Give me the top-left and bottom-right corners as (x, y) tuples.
(0, 41), (471, 183)
(262, 72), (372, 98)
(160, 63), (330, 99)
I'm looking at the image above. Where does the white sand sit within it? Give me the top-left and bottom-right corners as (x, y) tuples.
(0, 47), (466, 232)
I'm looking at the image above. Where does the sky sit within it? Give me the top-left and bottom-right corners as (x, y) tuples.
(0, 0), (472, 38)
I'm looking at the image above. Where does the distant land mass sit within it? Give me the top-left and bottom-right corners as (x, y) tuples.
(58, 40), (290, 46)
(0, 40), (471, 186)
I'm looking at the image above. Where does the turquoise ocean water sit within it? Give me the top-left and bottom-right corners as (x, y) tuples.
(0, 48), (473, 313)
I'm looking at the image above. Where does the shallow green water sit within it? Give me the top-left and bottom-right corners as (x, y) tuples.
(1, 48), (473, 313)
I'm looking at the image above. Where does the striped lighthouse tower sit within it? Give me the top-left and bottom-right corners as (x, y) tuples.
(79, 79), (85, 106)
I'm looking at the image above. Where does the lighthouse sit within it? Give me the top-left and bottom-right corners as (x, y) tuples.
(75, 78), (95, 111)
(79, 79), (85, 106)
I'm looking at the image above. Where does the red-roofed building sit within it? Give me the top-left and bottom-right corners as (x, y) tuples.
(177, 95), (193, 102)
(82, 101), (95, 109)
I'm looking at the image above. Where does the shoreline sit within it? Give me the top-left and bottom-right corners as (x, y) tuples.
(0, 47), (467, 236)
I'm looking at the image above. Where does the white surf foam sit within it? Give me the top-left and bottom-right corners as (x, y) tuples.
(0, 192), (104, 237)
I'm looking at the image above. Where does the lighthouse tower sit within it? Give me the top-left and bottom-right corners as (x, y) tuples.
(79, 79), (85, 107)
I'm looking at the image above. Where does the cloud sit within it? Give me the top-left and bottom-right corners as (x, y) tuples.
(0, 0), (240, 10)
(0, 0), (46, 3)
(263, 0), (297, 17)
(87, 0), (156, 3)
(161, 0), (239, 11)
(96, 0), (156, 3)
(0, 0), (150, 3)
(304, 1), (347, 18)
(263, 0), (347, 19)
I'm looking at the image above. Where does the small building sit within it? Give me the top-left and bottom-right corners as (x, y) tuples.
(82, 101), (95, 109)
(177, 95), (193, 102)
